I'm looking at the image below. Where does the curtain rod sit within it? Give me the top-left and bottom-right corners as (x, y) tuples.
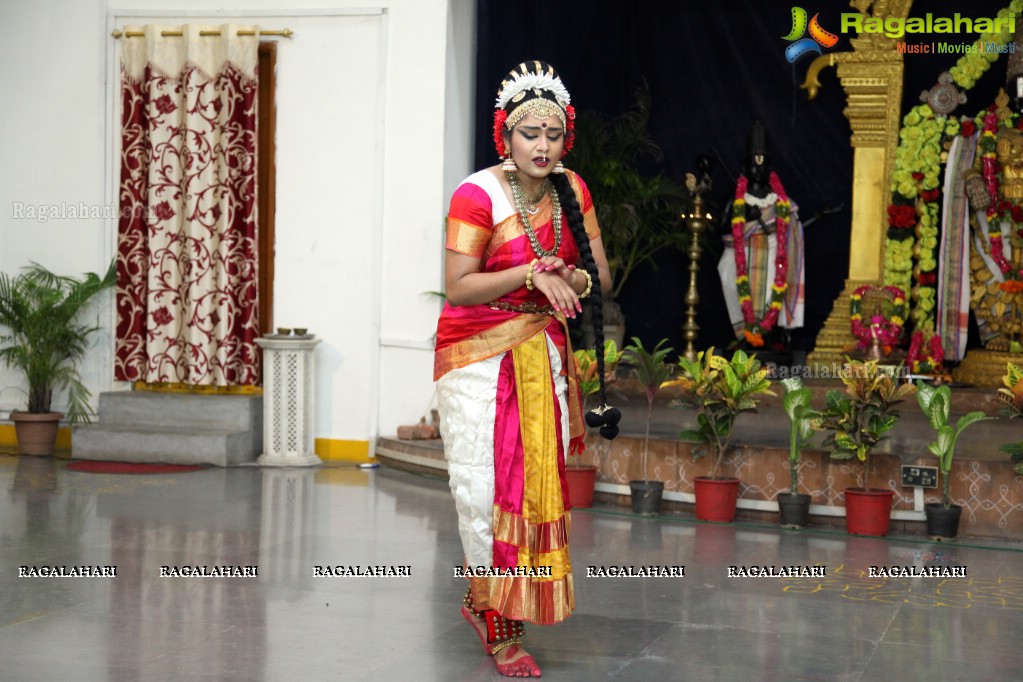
(111, 29), (293, 39)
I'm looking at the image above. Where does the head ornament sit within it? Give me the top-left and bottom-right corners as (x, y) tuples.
(492, 60), (575, 158)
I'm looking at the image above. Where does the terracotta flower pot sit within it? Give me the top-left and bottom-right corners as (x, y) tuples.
(565, 466), (597, 508)
(844, 488), (894, 536)
(694, 477), (739, 522)
(11, 412), (62, 456)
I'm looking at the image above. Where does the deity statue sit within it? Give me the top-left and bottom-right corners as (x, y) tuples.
(944, 36), (1023, 360)
(995, 125), (1023, 200)
(717, 122), (806, 349)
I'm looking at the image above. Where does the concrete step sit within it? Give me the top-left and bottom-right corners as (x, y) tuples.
(70, 391), (264, 466)
(96, 392), (261, 431)
(72, 423), (258, 467)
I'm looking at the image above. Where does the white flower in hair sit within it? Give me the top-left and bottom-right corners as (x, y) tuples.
(495, 70), (571, 110)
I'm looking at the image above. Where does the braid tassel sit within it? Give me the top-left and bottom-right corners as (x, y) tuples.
(552, 173), (620, 440)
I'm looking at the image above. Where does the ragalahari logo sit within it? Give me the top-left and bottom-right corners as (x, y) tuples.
(783, 7), (839, 63)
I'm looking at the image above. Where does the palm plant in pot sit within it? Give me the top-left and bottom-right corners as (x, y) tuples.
(915, 381), (991, 540)
(778, 376), (817, 528)
(0, 261), (115, 455)
(815, 358), (916, 536)
(621, 337), (673, 515)
(670, 348), (773, 523)
(567, 340), (620, 508)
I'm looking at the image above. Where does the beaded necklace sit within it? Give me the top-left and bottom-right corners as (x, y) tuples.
(522, 180), (549, 213)
(507, 171), (562, 258)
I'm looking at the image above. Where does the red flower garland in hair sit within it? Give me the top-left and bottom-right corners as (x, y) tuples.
(493, 109), (509, 157)
(731, 171), (791, 347)
(562, 104), (576, 156)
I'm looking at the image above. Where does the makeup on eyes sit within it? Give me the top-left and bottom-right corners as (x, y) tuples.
(518, 129), (564, 141)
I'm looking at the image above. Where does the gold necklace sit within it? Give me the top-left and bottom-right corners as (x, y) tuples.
(507, 172), (561, 258)
(512, 177), (548, 215)
(523, 181), (548, 207)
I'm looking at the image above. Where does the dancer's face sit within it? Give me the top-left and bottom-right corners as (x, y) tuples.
(508, 113), (565, 182)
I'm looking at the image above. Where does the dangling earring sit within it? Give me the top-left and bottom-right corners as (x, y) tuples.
(553, 161), (565, 174)
(502, 154), (518, 172)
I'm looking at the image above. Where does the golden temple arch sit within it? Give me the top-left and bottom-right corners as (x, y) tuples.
(802, 0), (915, 369)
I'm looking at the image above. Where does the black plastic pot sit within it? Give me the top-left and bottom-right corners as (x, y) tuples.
(925, 503), (962, 541)
(629, 480), (664, 516)
(778, 492), (811, 529)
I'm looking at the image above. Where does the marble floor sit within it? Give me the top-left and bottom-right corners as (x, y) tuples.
(2, 454), (1023, 681)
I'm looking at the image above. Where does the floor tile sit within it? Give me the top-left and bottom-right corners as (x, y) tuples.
(5, 456), (1023, 680)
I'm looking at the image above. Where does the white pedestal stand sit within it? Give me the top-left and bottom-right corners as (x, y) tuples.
(255, 336), (322, 466)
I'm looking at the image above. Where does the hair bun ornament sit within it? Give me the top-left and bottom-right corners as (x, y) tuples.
(585, 404), (621, 440)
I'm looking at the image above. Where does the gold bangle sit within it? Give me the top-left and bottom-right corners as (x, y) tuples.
(525, 259), (539, 291)
(576, 268), (593, 298)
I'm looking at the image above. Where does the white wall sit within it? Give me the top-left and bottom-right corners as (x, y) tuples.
(377, 0), (476, 439)
(0, 0), (472, 450)
(0, 0), (111, 413)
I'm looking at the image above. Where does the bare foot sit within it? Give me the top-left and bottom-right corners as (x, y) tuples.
(494, 643), (541, 678)
(460, 605), (541, 677)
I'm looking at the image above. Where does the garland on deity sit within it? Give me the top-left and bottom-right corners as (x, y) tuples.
(731, 172), (790, 348)
(884, 0), (1023, 333)
(979, 109), (1023, 286)
(849, 285), (907, 351)
(906, 330), (946, 375)
(885, 111), (957, 332)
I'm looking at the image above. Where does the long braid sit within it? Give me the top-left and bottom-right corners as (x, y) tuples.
(551, 172), (619, 440)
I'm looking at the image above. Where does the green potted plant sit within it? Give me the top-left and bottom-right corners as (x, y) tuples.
(815, 358), (916, 536)
(997, 361), (1023, 473)
(567, 340), (620, 508)
(0, 261), (115, 455)
(569, 83), (690, 345)
(915, 381), (991, 540)
(778, 376), (817, 528)
(621, 337), (673, 515)
(670, 348), (773, 523)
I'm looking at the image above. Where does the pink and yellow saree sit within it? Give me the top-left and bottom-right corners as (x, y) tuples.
(435, 169), (599, 625)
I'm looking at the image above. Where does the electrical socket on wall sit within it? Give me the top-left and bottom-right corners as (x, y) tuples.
(901, 465), (938, 488)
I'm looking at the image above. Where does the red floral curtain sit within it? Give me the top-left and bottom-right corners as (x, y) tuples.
(115, 24), (260, 385)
